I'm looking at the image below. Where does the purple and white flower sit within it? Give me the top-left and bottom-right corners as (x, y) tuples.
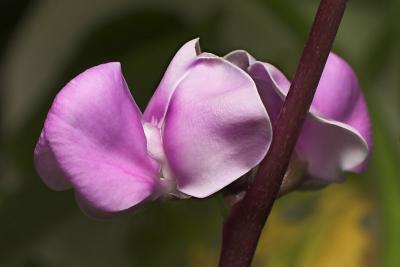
(34, 39), (272, 218)
(34, 38), (372, 218)
(225, 50), (371, 188)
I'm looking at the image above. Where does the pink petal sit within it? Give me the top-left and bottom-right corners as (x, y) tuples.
(163, 57), (272, 198)
(224, 50), (256, 70)
(247, 62), (287, 125)
(311, 53), (372, 171)
(225, 51), (289, 125)
(296, 114), (369, 181)
(248, 60), (369, 182)
(144, 38), (201, 125)
(35, 62), (160, 217)
(34, 131), (71, 190)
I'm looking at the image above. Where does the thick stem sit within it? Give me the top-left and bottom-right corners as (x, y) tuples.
(218, 0), (348, 266)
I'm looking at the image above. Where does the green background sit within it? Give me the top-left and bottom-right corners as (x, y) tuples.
(0, 0), (399, 266)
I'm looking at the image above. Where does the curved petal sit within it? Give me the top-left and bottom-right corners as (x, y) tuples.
(224, 50), (256, 71)
(225, 51), (287, 126)
(37, 62), (160, 217)
(163, 57), (272, 198)
(144, 38), (201, 126)
(248, 61), (369, 182)
(312, 53), (372, 171)
(34, 131), (71, 190)
(247, 62), (288, 125)
(296, 114), (369, 182)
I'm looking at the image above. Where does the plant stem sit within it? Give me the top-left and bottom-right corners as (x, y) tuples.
(218, 0), (348, 266)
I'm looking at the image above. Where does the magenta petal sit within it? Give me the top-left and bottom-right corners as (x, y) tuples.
(248, 60), (369, 182)
(163, 57), (272, 198)
(144, 38), (201, 125)
(34, 131), (71, 190)
(312, 53), (372, 171)
(36, 62), (160, 217)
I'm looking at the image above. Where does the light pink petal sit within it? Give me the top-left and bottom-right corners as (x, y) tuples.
(248, 60), (369, 182)
(163, 57), (272, 198)
(296, 114), (368, 181)
(144, 38), (201, 125)
(36, 62), (160, 218)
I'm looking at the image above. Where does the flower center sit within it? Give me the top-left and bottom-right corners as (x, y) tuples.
(143, 122), (165, 163)
(143, 122), (187, 198)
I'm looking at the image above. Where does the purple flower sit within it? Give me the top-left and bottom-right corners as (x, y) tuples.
(35, 37), (372, 218)
(34, 39), (272, 218)
(225, 50), (371, 187)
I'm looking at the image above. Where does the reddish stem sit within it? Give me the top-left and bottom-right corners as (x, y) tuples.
(218, 0), (348, 266)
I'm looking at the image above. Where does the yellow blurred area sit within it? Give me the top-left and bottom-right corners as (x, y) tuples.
(255, 184), (378, 267)
(187, 242), (219, 267)
(185, 183), (378, 267)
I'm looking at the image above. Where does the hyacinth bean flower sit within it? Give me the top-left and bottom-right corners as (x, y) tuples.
(225, 50), (371, 188)
(34, 39), (273, 218)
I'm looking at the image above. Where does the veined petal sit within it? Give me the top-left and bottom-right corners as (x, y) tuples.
(144, 38), (201, 126)
(36, 62), (160, 218)
(248, 59), (369, 182)
(163, 57), (272, 198)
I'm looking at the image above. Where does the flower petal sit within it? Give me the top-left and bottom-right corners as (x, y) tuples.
(248, 60), (369, 182)
(247, 62), (288, 125)
(296, 114), (369, 182)
(144, 38), (201, 126)
(225, 50), (289, 125)
(34, 131), (71, 190)
(36, 62), (160, 217)
(224, 50), (256, 70)
(163, 57), (272, 198)
(311, 53), (372, 171)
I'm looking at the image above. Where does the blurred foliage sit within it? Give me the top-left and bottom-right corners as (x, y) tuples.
(255, 183), (378, 267)
(0, 0), (399, 266)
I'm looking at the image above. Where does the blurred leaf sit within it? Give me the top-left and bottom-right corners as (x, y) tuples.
(370, 110), (400, 267)
(362, 0), (398, 83)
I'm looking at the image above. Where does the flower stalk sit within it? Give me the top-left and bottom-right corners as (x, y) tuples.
(218, 0), (348, 266)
